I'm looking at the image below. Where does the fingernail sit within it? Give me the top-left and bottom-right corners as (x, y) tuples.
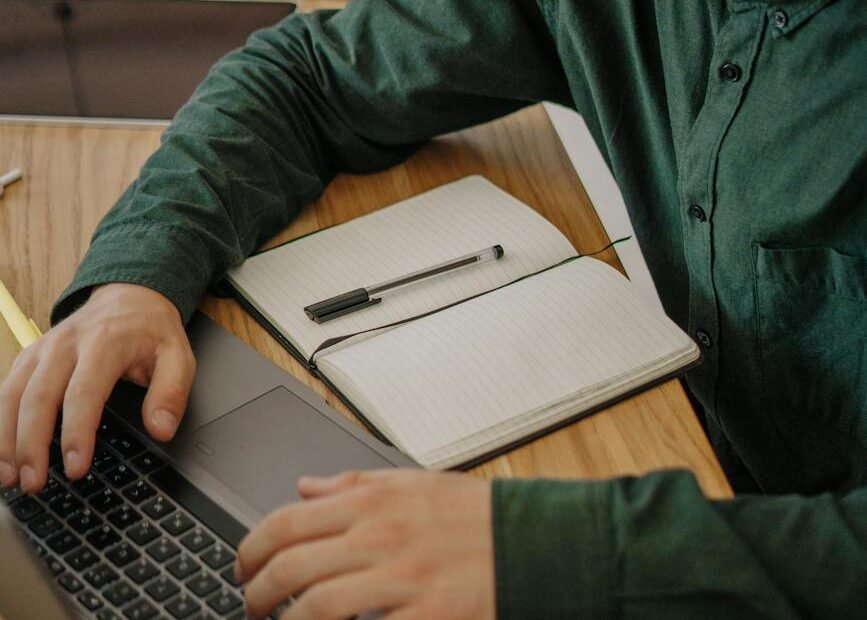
(19, 465), (36, 492)
(233, 559), (243, 584)
(0, 461), (16, 486)
(64, 450), (82, 478)
(152, 409), (178, 436)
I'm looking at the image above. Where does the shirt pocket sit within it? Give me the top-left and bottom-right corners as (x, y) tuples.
(752, 244), (867, 488)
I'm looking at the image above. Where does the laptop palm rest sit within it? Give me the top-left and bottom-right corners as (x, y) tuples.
(173, 386), (397, 516)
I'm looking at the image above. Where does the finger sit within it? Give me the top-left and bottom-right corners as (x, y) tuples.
(244, 535), (373, 620)
(379, 606), (427, 620)
(297, 469), (396, 499)
(282, 568), (412, 620)
(16, 350), (77, 492)
(0, 352), (39, 486)
(140, 341), (195, 442)
(61, 346), (132, 480)
(236, 494), (360, 584)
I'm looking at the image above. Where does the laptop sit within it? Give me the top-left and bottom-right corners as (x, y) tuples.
(0, 312), (417, 619)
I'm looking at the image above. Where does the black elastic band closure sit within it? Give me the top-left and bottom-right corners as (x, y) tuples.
(307, 236), (631, 366)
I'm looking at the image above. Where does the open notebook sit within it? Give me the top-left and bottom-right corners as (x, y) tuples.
(226, 176), (700, 469)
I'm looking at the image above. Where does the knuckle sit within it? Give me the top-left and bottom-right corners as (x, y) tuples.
(415, 596), (452, 618)
(64, 380), (96, 404)
(10, 347), (37, 373)
(269, 550), (299, 592)
(351, 516), (411, 554)
(393, 554), (435, 583)
(302, 584), (340, 618)
(20, 385), (54, 411)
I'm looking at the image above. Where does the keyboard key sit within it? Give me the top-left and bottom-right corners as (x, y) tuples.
(186, 571), (220, 597)
(49, 492), (83, 517)
(28, 512), (63, 538)
(147, 537), (180, 563)
(12, 496), (44, 521)
(166, 554), (200, 580)
(84, 563), (119, 589)
(97, 609), (123, 620)
(107, 505), (142, 530)
(97, 417), (122, 439)
(123, 598), (159, 620)
(103, 579), (137, 607)
(77, 589), (104, 611)
(58, 572), (84, 593)
(161, 511), (194, 536)
(87, 524), (121, 550)
(131, 451), (164, 475)
(180, 527), (214, 553)
(71, 473), (106, 498)
(45, 554), (66, 576)
(141, 495), (175, 520)
(46, 529), (80, 554)
(201, 545), (234, 571)
(144, 575), (180, 603)
(65, 545), (99, 571)
(124, 558), (160, 585)
(68, 508), (103, 534)
(36, 476), (63, 502)
(90, 489), (124, 513)
(93, 448), (119, 473)
(32, 541), (47, 557)
(0, 485), (23, 503)
(106, 541), (141, 567)
(165, 594), (200, 619)
(128, 520), (160, 546)
(206, 588), (242, 615)
(123, 480), (156, 504)
(109, 433), (145, 459)
(105, 464), (138, 489)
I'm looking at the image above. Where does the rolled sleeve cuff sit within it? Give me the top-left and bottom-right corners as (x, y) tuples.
(51, 222), (212, 325)
(493, 478), (616, 619)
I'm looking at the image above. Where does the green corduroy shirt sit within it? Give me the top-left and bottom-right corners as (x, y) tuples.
(51, 1), (866, 617)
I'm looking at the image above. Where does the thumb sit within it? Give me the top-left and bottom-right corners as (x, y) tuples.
(141, 343), (195, 442)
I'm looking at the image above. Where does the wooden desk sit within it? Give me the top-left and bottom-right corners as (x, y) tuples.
(0, 105), (732, 499)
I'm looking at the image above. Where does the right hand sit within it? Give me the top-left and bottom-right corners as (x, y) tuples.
(0, 283), (195, 493)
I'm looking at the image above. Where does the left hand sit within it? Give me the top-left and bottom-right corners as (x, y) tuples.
(235, 469), (495, 620)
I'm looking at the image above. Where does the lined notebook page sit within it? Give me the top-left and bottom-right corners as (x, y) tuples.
(227, 176), (576, 360)
(317, 258), (700, 469)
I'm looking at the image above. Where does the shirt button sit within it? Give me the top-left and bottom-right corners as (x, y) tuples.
(696, 330), (713, 348)
(688, 204), (707, 222)
(720, 62), (742, 82)
(773, 10), (788, 29)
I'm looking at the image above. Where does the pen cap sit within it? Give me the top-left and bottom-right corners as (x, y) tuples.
(305, 288), (371, 323)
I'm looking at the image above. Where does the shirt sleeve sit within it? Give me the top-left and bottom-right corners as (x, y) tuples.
(51, 0), (570, 324)
(493, 472), (867, 618)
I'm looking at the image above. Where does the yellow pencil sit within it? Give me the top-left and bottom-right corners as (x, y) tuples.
(0, 278), (42, 348)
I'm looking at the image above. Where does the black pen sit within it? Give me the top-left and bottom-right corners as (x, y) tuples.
(304, 244), (505, 323)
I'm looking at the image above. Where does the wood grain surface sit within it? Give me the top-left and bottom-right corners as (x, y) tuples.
(0, 105), (732, 498)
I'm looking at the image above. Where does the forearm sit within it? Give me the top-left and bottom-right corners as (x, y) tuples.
(494, 472), (867, 619)
(52, 0), (568, 324)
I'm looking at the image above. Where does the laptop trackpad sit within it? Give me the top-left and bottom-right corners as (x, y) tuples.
(181, 386), (397, 515)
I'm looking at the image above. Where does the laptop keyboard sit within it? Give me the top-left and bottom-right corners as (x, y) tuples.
(0, 412), (254, 620)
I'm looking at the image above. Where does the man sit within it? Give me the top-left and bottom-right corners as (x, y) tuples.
(1, 1), (865, 618)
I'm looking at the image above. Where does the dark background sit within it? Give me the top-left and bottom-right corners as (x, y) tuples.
(0, 0), (294, 119)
